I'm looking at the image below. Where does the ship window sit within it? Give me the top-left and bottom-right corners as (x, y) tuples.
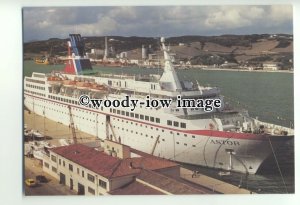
(135, 114), (139, 119)
(155, 118), (160, 123)
(121, 111), (125, 115)
(130, 113), (134, 117)
(180, 123), (186, 128)
(117, 110), (120, 114)
(167, 120), (172, 126)
(150, 117), (154, 122)
(176, 142), (179, 144)
(184, 134), (187, 137)
(177, 133), (180, 135)
(113, 109), (116, 113)
(173, 121), (179, 127)
(126, 112), (129, 116)
(162, 139), (165, 141)
(140, 115), (144, 120)
(145, 116), (149, 121)
(192, 136), (195, 138)
(192, 145), (196, 147)
(184, 143), (187, 146)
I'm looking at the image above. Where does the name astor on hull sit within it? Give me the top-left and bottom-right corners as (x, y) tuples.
(210, 139), (240, 146)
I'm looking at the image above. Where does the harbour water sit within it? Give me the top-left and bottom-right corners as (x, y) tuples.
(23, 61), (294, 193)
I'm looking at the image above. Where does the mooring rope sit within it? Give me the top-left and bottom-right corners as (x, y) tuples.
(267, 136), (288, 193)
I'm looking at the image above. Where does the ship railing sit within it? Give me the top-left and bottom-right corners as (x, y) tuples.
(254, 120), (294, 135)
(96, 73), (136, 80)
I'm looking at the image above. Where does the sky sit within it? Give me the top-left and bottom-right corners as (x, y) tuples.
(23, 5), (293, 42)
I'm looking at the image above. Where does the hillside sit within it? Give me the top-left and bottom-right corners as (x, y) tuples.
(23, 34), (293, 68)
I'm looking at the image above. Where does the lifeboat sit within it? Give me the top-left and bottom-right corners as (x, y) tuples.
(63, 80), (76, 87)
(76, 81), (92, 90)
(47, 76), (62, 85)
(90, 83), (108, 92)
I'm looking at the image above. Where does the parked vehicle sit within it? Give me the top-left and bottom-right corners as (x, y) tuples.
(25, 178), (37, 187)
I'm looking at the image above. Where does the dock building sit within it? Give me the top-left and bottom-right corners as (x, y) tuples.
(43, 140), (208, 195)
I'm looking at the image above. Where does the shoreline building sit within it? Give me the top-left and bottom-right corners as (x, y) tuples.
(262, 62), (280, 71)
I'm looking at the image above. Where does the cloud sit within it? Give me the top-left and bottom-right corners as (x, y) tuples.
(23, 5), (293, 42)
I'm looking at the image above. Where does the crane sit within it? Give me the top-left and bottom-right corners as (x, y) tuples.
(68, 105), (77, 144)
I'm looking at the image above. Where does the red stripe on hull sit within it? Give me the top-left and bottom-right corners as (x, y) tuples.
(186, 130), (264, 140)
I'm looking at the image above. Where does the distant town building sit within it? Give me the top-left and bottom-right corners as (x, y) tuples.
(119, 52), (128, 59)
(220, 62), (239, 69)
(263, 62), (279, 71)
(91, 49), (104, 55)
(129, 59), (140, 65)
(142, 45), (147, 59)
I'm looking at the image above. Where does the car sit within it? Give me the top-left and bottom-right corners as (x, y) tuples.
(25, 178), (37, 187)
(36, 175), (48, 183)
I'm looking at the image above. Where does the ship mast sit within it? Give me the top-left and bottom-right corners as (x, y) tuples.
(159, 37), (182, 92)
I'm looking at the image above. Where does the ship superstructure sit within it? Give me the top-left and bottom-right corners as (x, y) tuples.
(24, 34), (294, 174)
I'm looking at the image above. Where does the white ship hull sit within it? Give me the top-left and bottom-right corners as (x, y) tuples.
(24, 93), (290, 174)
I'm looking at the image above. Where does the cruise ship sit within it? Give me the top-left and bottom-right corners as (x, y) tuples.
(24, 34), (294, 174)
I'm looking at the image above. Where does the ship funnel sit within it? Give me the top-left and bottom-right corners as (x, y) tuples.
(64, 34), (93, 75)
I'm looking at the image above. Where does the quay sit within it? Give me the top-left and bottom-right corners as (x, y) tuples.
(180, 168), (255, 194)
(24, 110), (97, 146)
